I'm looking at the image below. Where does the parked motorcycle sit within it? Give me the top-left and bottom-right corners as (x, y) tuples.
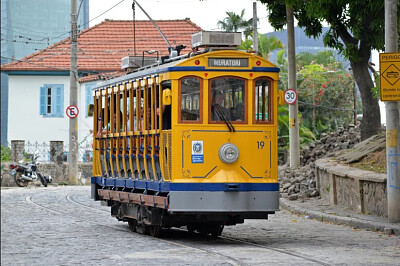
(9, 153), (52, 187)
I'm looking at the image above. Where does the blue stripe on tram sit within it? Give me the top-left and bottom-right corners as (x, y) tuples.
(92, 177), (279, 192)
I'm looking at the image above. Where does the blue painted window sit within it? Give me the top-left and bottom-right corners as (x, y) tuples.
(85, 83), (95, 117)
(39, 84), (64, 117)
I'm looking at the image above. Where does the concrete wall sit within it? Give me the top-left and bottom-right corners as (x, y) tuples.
(7, 75), (96, 145)
(315, 159), (387, 217)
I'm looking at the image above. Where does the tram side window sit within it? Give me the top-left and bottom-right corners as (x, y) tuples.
(210, 77), (245, 122)
(254, 78), (271, 123)
(180, 77), (201, 122)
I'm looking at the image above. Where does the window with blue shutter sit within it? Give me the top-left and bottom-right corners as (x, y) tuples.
(40, 84), (64, 118)
(85, 83), (95, 117)
(40, 86), (46, 115)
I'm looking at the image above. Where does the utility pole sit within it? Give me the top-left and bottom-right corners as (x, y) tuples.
(69, 0), (78, 185)
(252, 1), (258, 53)
(385, 0), (400, 223)
(286, 4), (300, 167)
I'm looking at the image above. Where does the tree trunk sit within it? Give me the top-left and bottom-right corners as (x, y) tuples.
(350, 60), (381, 140)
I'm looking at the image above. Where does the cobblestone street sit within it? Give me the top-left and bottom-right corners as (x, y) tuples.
(1, 186), (400, 265)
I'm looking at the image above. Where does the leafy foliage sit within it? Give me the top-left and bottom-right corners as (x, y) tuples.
(1, 145), (11, 162)
(277, 105), (316, 151)
(278, 50), (359, 138)
(260, 0), (400, 139)
(217, 9), (254, 37)
(238, 34), (284, 60)
(297, 62), (356, 135)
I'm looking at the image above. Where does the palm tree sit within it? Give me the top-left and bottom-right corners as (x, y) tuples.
(217, 9), (253, 37)
(257, 34), (284, 60)
(238, 34), (284, 60)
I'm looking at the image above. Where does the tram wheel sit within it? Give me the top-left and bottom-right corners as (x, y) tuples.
(187, 225), (195, 233)
(149, 225), (161, 237)
(210, 225), (224, 238)
(128, 219), (137, 232)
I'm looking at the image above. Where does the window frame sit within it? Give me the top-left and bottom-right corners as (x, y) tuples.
(40, 84), (64, 118)
(208, 76), (248, 125)
(253, 77), (273, 124)
(85, 83), (95, 117)
(178, 76), (203, 124)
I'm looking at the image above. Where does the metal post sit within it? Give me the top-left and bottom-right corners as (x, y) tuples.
(252, 2), (258, 53)
(385, 0), (400, 223)
(286, 4), (300, 167)
(69, 0), (78, 184)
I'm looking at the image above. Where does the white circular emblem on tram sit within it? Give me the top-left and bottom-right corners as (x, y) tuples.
(218, 143), (239, 164)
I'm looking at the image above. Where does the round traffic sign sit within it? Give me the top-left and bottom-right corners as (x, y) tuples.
(284, 89), (297, 105)
(66, 105), (79, 118)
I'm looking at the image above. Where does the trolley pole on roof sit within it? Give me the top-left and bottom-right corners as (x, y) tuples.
(384, 0), (400, 223)
(69, 0), (79, 185)
(286, 4), (300, 168)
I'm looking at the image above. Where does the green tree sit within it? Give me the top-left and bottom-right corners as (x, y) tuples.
(278, 50), (357, 137)
(297, 62), (356, 135)
(1, 145), (11, 162)
(296, 50), (337, 70)
(260, 0), (400, 140)
(238, 34), (284, 60)
(217, 9), (253, 37)
(258, 34), (284, 60)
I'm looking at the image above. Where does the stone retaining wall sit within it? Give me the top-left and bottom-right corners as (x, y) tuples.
(315, 159), (387, 217)
(1, 162), (92, 187)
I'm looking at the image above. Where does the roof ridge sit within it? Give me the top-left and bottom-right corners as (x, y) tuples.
(102, 19), (199, 22)
(1, 19), (204, 72)
(183, 18), (202, 31)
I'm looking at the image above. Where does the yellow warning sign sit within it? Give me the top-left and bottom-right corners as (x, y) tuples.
(380, 52), (400, 101)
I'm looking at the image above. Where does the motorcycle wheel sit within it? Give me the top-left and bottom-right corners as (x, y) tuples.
(38, 173), (48, 187)
(14, 172), (29, 187)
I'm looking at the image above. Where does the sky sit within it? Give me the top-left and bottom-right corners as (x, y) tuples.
(89, 0), (274, 33)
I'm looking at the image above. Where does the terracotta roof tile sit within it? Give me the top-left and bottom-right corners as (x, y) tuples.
(1, 19), (202, 72)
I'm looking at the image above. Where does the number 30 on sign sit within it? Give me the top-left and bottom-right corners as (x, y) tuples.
(284, 89), (297, 105)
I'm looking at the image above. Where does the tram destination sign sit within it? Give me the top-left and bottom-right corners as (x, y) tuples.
(208, 58), (248, 67)
(379, 52), (400, 101)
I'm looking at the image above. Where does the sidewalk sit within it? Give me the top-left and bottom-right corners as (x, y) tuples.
(280, 197), (400, 236)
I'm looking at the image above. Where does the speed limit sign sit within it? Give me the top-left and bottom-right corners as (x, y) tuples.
(284, 89), (297, 105)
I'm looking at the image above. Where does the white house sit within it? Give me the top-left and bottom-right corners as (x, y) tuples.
(1, 19), (202, 160)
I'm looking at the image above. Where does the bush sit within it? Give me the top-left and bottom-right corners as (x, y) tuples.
(1, 145), (11, 162)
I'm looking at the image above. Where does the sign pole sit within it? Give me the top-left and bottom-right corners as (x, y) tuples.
(286, 4), (300, 168)
(69, 0), (79, 185)
(384, 0), (400, 223)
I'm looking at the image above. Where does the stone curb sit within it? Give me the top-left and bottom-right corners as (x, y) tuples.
(280, 198), (400, 236)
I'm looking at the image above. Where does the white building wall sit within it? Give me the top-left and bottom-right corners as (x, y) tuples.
(7, 75), (95, 148)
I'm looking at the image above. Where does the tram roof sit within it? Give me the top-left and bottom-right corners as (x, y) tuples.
(93, 50), (280, 90)
(93, 57), (185, 90)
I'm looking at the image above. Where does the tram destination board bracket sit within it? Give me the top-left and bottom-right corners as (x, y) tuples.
(379, 52), (400, 101)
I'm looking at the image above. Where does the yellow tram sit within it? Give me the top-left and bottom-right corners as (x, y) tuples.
(91, 31), (281, 237)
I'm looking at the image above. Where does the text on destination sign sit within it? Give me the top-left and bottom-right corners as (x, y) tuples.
(208, 58), (249, 67)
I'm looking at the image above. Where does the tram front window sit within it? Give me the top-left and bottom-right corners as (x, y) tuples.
(180, 77), (201, 122)
(210, 77), (245, 122)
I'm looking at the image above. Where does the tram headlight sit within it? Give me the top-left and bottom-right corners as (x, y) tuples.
(218, 143), (239, 164)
